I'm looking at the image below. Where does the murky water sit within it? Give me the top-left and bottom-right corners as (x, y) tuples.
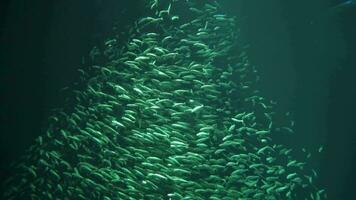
(0, 1), (355, 199)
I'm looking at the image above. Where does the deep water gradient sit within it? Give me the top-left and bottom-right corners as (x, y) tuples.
(0, 0), (355, 199)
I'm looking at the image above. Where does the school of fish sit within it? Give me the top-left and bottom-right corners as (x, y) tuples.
(1, 0), (326, 199)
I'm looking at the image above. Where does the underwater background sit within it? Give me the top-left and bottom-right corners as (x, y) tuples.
(0, 0), (355, 199)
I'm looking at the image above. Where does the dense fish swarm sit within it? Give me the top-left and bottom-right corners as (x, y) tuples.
(2, 0), (326, 199)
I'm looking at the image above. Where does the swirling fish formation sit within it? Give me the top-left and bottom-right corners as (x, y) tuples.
(2, 0), (326, 199)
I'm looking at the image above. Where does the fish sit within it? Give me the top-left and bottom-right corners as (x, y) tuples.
(286, 172), (298, 180)
(190, 105), (204, 113)
(311, 0), (356, 24)
(287, 160), (297, 167)
(171, 15), (179, 21)
(275, 185), (289, 193)
(158, 3), (171, 17)
(147, 173), (168, 181)
(257, 145), (274, 154)
(318, 146), (324, 153)
(228, 124), (236, 132)
(332, 0), (356, 10)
